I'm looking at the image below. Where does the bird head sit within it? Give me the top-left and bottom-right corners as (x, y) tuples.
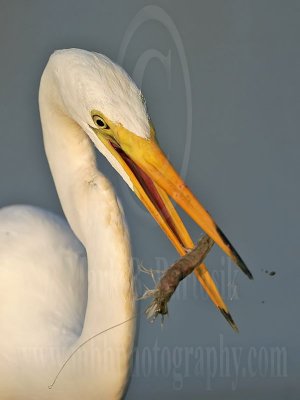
(45, 48), (252, 279)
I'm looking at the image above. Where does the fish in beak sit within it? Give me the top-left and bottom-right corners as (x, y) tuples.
(91, 112), (252, 330)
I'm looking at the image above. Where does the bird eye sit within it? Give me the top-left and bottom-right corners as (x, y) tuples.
(93, 115), (109, 129)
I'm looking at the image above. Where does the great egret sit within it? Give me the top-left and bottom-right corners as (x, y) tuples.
(0, 49), (252, 399)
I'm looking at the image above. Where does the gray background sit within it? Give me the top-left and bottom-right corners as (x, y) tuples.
(0, 1), (299, 399)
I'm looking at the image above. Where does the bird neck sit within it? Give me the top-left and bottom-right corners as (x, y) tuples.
(39, 72), (135, 344)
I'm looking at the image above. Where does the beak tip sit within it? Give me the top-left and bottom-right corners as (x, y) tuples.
(235, 255), (254, 280)
(247, 271), (254, 280)
(215, 226), (253, 279)
(219, 307), (239, 333)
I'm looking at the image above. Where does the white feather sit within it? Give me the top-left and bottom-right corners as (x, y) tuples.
(49, 48), (150, 139)
(0, 49), (138, 399)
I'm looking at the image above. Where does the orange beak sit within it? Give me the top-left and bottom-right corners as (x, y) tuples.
(94, 122), (252, 331)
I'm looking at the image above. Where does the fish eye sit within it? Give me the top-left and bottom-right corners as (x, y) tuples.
(93, 115), (109, 129)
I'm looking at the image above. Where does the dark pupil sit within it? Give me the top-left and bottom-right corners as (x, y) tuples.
(96, 118), (105, 127)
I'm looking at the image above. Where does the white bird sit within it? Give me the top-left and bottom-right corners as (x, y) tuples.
(0, 49), (252, 399)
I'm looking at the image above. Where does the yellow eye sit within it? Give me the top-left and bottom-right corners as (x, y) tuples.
(93, 115), (109, 129)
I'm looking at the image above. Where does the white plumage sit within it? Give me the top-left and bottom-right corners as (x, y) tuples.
(0, 205), (87, 350)
(0, 49), (138, 399)
(49, 49), (150, 139)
